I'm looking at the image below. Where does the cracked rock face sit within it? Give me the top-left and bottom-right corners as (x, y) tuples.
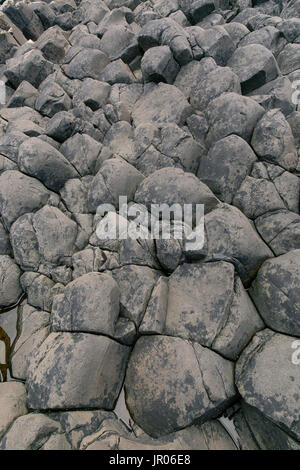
(0, 0), (299, 451)
(236, 329), (300, 442)
(125, 334), (237, 437)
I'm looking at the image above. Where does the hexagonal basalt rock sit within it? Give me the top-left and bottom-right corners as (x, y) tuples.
(80, 414), (237, 450)
(141, 46), (180, 84)
(232, 176), (285, 220)
(251, 109), (298, 172)
(134, 167), (219, 215)
(59, 133), (102, 177)
(227, 44), (279, 94)
(125, 335), (237, 437)
(164, 262), (264, 360)
(0, 0), (300, 452)
(250, 250), (300, 337)
(184, 203), (273, 285)
(255, 210), (300, 256)
(51, 272), (120, 335)
(138, 18), (193, 66)
(26, 332), (130, 410)
(205, 93), (265, 147)
(10, 303), (50, 381)
(0, 221), (11, 255)
(0, 254), (22, 307)
(190, 65), (241, 112)
(198, 135), (257, 204)
(132, 83), (193, 127)
(112, 265), (160, 327)
(88, 157), (144, 212)
(32, 205), (78, 265)
(236, 329), (300, 442)
(239, 402), (300, 451)
(4, 49), (54, 88)
(62, 47), (110, 80)
(0, 170), (51, 229)
(0, 382), (28, 440)
(18, 137), (79, 191)
(0, 413), (69, 450)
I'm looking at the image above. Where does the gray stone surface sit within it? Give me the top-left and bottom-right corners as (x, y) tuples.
(233, 176), (285, 219)
(135, 167), (219, 214)
(132, 83), (193, 126)
(60, 133), (101, 176)
(0, 382), (27, 440)
(227, 44), (279, 94)
(100, 59), (136, 85)
(112, 265), (160, 327)
(4, 49), (54, 88)
(72, 79), (110, 111)
(251, 109), (298, 172)
(0, 254), (22, 307)
(141, 46), (180, 84)
(0, 170), (51, 229)
(174, 57), (216, 99)
(198, 135), (257, 204)
(180, 0), (215, 23)
(238, 26), (281, 54)
(139, 276), (168, 334)
(190, 65), (241, 112)
(33, 205), (77, 264)
(135, 122), (203, 174)
(50, 409), (115, 449)
(98, 24), (136, 61)
(188, 25), (235, 65)
(27, 332), (130, 410)
(277, 43), (300, 75)
(88, 157), (144, 211)
(62, 47), (110, 79)
(10, 213), (40, 271)
(165, 262), (264, 360)
(0, 413), (69, 450)
(0, 220), (11, 255)
(205, 92), (265, 147)
(59, 177), (91, 213)
(0, 0), (299, 451)
(35, 80), (72, 118)
(81, 414), (237, 450)
(1, 0), (44, 40)
(125, 335), (237, 437)
(34, 25), (69, 63)
(185, 203), (273, 285)
(255, 210), (300, 256)
(21, 272), (55, 312)
(250, 250), (300, 336)
(10, 303), (50, 380)
(241, 402), (300, 450)
(138, 18), (193, 65)
(51, 272), (120, 335)
(236, 329), (300, 442)
(7, 81), (39, 108)
(248, 76), (296, 117)
(223, 22), (249, 45)
(0, 131), (27, 164)
(18, 137), (78, 191)
(100, 121), (136, 164)
(45, 111), (76, 142)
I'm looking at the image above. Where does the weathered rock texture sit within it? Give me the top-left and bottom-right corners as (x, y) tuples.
(0, 0), (299, 451)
